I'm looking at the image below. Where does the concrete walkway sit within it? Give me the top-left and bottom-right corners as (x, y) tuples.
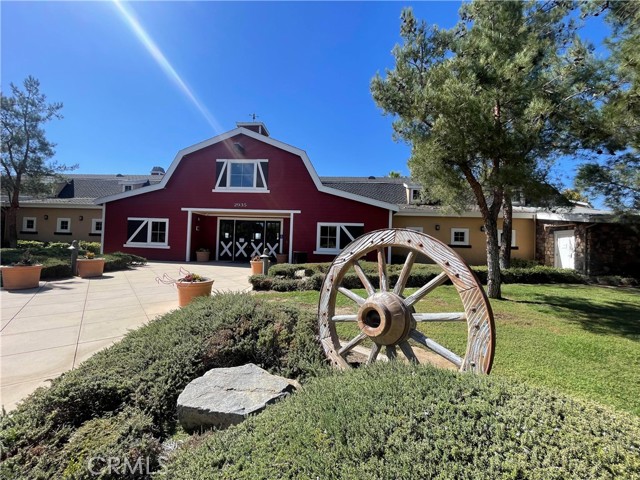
(0, 261), (252, 411)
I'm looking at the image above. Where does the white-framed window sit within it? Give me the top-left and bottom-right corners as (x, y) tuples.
(450, 228), (469, 246)
(123, 185), (132, 192)
(22, 217), (37, 232)
(57, 217), (71, 233)
(315, 223), (364, 255)
(498, 229), (517, 247)
(124, 218), (169, 248)
(410, 188), (422, 203)
(91, 219), (103, 234)
(213, 159), (269, 192)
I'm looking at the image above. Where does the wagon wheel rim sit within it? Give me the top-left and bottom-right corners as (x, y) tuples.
(318, 228), (495, 374)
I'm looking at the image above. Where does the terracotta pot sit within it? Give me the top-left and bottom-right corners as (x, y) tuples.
(250, 260), (263, 275)
(275, 254), (288, 264)
(176, 279), (214, 307)
(1, 264), (43, 290)
(196, 251), (210, 262)
(76, 258), (106, 278)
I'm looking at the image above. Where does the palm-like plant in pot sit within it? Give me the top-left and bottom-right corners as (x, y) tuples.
(0, 250), (43, 290)
(156, 267), (214, 307)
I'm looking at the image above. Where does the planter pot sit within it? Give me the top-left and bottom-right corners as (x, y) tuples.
(176, 279), (214, 307)
(1, 264), (43, 290)
(275, 254), (288, 264)
(250, 260), (264, 275)
(196, 251), (210, 262)
(76, 259), (106, 278)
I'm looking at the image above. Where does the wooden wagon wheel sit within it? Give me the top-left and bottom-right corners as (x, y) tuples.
(318, 228), (495, 374)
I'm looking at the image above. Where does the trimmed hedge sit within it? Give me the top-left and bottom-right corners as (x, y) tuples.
(0, 293), (325, 479)
(251, 261), (587, 291)
(0, 246), (146, 280)
(167, 362), (640, 479)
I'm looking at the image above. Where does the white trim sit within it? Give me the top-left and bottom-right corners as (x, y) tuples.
(213, 159), (270, 192)
(181, 208), (301, 215)
(9, 203), (103, 209)
(450, 228), (469, 246)
(498, 229), (517, 247)
(100, 206), (105, 255)
(95, 127), (398, 212)
(315, 222), (364, 255)
(91, 218), (103, 234)
(22, 217), (37, 232)
(289, 212), (295, 263)
(186, 211), (193, 262)
(56, 217), (71, 233)
(125, 217), (169, 248)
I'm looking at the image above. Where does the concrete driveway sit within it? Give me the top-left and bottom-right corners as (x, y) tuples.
(0, 261), (252, 411)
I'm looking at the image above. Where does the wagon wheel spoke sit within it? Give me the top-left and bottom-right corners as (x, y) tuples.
(398, 340), (418, 363)
(331, 314), (358, 322)
(338, 332), (367, 356)
(377, 248), (389, 292)
(366, 343), (381, 364)
(338, 287), (365, 306)
(404, 272), (449, 307)
(385, 345), (398, 360)
(353, 261), (375, 296)
(393, 251), (417, 296)
(409, 329), (463, 368)
(412, 312), (466, 322)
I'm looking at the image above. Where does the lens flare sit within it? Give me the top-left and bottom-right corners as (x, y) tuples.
(112, 0), (222, 133)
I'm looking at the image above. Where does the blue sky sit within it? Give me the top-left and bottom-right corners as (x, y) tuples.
(2, 1), (610, 186)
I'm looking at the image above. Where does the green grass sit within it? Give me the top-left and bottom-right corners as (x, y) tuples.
(257, 283), (640, 416)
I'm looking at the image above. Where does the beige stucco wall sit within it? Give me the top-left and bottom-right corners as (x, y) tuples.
(17, 206), (103, 244)
(392, 215), (535, 265)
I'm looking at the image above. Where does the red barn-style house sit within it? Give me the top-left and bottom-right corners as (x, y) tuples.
(96, 122), (397, 263)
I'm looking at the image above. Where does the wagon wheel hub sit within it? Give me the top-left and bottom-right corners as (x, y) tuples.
(358, 292), (414, 346)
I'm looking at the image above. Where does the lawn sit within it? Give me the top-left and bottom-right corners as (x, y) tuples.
(257, 283), (640, 416)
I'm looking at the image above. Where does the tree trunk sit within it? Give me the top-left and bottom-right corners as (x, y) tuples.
(5, 190), (19, 248)
(500, 193), (513, 269)
(485, 216), (502, 299)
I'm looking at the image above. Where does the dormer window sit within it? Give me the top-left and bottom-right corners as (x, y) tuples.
(214, 159), (269, 193)
(411, 188), (421, 202)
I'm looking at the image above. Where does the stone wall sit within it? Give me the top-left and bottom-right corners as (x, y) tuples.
(536, 220), (640, 277)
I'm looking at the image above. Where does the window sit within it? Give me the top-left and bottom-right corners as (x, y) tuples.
(315, 223), (364, 254)
(498, 229), (517, 247)
(214, 159), (269, 192)
(91, 219), (103, 234)
(450, 228), (469, 246)
(124, 185), (132, 192)
(56, 218), (71, 233)
(410, 188), (422, 203)
(22, 217), (37, 232)
(124, 218), (169, 248)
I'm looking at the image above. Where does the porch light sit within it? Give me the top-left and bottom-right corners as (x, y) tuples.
(480, 226), (485, 232)
(79, 216), (83, 221)
(435, 225), (440, 231)
(44, 214), (48, 220)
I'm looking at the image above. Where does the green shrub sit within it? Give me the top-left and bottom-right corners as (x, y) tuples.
(79, 241), (101, 255)
(167, 362), (640, 479)
(41, 258), (72, 279)
(16, 240), (46, 249)
(103, 252), (147, 271)
(251, 262), (586, 291)
(0, 293), (325, 479)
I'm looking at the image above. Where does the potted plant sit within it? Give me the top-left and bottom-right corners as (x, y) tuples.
(196, 248), (210, 262)
(0, 250), (43, 290)
(250, 255), (265, 275)
(156, 267), (214, 307)
(76, 251), (106, 278)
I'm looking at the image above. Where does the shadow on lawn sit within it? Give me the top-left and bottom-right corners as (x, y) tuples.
(507, 291), (640, 340)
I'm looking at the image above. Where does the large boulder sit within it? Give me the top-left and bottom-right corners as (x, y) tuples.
(177, 363), (299, 431)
